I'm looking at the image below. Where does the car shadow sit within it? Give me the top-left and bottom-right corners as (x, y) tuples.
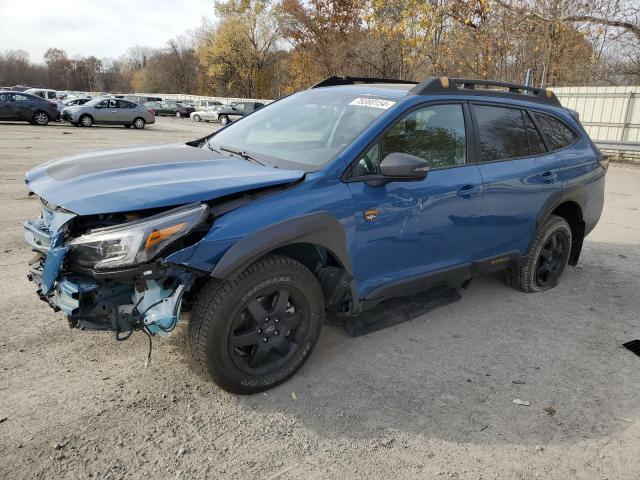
(169, 239), (640, 447)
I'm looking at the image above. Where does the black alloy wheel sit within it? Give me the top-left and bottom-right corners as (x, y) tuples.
(535, 230), (570, 288)
(229, 286), (310, 376)
(505, 214), (573, 293)
(189, 254), (324, 394)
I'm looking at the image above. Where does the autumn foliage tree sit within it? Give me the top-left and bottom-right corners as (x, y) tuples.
(1, 0), (638, 96)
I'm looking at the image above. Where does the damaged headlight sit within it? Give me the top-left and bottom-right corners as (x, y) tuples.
(68, 203), (208, 270)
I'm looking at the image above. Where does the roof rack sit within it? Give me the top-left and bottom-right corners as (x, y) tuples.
(408, 77), (561, 107)
(312, 76), (418, 89)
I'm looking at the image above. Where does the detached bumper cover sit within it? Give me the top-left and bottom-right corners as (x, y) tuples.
(24, 208), (75, 294)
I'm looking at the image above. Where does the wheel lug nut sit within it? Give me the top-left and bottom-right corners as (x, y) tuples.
(265, 317), (269, 322)
(275, 330), (279, 335)
(274, 319), (279, 324)
(257, 328), (262, 334)
(263, 337), (268, 342)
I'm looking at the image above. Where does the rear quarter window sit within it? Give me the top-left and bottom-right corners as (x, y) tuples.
(533, 112), (578, 151)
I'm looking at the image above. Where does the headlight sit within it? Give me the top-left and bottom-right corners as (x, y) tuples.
(68, 203), (208, 270)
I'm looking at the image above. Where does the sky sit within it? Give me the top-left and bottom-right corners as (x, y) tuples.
(0, 0), (214, 62)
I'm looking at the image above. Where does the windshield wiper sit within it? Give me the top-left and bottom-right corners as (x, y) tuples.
(218, 145), (265, 166)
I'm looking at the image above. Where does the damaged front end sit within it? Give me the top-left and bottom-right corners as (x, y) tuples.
(25, 201), (209, 339)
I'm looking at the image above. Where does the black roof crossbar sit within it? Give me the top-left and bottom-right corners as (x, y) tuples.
(312, 76), (418, 89)
(408, 76), (561, 107)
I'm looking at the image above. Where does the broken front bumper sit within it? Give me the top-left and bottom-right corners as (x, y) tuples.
(25, 206), (192, 335)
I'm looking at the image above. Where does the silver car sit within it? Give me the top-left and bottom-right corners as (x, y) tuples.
(61, 98), (155, 129)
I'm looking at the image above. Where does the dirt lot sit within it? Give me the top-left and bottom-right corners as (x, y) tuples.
(1, 118), (639, 480)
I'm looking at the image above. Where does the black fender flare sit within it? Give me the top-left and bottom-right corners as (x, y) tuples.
(533, 184), (587, 265)
(210, 212), (353, 281)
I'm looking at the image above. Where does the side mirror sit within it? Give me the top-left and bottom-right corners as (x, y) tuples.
(379, 152), (429, 181)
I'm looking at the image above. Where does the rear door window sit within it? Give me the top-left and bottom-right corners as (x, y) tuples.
(533, 112), (578, 151)
(523, 111), (546, 156)
(473, 105), (530, 161)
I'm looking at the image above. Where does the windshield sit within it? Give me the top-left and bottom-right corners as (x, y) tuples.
(206, 89), (397, 171)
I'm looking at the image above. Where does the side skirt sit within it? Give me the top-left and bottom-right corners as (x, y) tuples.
(357, 251), (523, 313)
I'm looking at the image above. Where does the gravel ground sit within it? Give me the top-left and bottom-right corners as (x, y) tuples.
(1, 118), (639, 480)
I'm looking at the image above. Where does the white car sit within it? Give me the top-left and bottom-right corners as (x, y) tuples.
(190, 105), (228, 122)
(24, 88), (58, 101)
(193, 99), (222, 109)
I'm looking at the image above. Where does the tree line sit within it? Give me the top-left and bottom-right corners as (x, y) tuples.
(1, 0), (639, 99)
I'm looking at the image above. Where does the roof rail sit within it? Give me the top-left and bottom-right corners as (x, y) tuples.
(312, 76), (418, 89)
(408, 77), (561, 107)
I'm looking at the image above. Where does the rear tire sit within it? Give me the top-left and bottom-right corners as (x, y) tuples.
(506, 215), (572, 293)
(79, 114), (93, 127)
(175, 111), (182, 118)
(193, 114), (201, 122)
(219, 114), (229, 126)
(189, 254), (324, 394)
(132, 117), (145, 129)
(32, 111), (49, 126)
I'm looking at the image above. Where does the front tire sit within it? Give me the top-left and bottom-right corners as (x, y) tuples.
(189, 255), (324, 394)
(506, 215), (572, 292)
(32, 111), (50, 125)
(79, 114), (93, 127)
(193, 114), (201, 122)
(219, 114), (229, 126)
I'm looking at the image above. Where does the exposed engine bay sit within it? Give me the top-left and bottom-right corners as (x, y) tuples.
(24, 200), (209, 359)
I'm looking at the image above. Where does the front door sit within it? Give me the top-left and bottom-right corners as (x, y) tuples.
(347, 102), (484, 299)
(92, 99), (111, 122)
(470, 103), (565, 259)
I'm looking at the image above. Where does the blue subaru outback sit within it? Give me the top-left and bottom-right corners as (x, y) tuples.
(24, 76), (606, 393)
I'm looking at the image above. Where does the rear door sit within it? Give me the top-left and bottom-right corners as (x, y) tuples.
(115, 100), (136, 122)
(0, 92), (16, 119)
(471, 103), (564, 259)
(229, 103), (246, 120)
(13, 93), (36, 120)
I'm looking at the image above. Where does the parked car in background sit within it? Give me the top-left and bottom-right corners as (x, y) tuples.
(0, 91), (59, 125)
(5, 85), (30, 92)
(193, 100), (222, 109)
(165, 99), (195, 107)
(62, 97), (92, 107)
(190, 104), (230, 122)
(214, 101), (264, 125)
(24, 88), (58, 101)
(143, 101), (194, 118)
(124, 95), (161, 104)
(61, 98), (155, 128)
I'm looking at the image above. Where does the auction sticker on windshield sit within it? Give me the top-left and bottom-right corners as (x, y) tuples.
(349, 97), (396, 109)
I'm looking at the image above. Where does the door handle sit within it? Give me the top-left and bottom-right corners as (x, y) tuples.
(542, 171), (557, 183)
(457, 185), (482, 198)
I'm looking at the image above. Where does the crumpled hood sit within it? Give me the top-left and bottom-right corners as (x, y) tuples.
(25, 143), (305, 215)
